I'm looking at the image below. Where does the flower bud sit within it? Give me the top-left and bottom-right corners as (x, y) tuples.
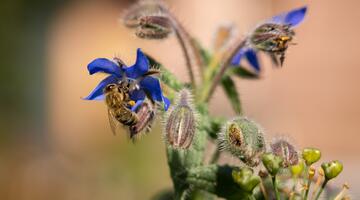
(302, 148), (321, 166)
(213, 24), (236, 51)
(129, 99), (156, 139)
(218, 117), (266, 167)
(232, 167), (261, 193)
(261, 153), (283, 176)
(290, 160), (305, 177)
(321, 160), (343, 181)
(164, 89), (196, 149)
(270, 138), (298, 167)
(123, 0), (165, 28)
(135, 15), (173, 39)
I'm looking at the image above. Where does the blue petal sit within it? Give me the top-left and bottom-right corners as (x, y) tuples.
(244, 49), (260, 72)
(83, 75), (118, 100)
(231, 48), (260, 72)
(139, 76), (163, 102)
(87, 58), (122, 77)
(130, 89), (146, 101)
(284, 6), (307, 27)
(131, 100), (144, 112)
(163, 97), (170, 111)
(231, 49), (245, 66)
(272, 6), (307, 27)
(124, 48), (150, 79)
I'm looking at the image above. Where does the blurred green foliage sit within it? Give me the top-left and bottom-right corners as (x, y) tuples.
(0, 0), (61, 143)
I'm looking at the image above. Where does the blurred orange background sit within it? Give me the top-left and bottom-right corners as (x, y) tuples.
(1, 0), (359, 199)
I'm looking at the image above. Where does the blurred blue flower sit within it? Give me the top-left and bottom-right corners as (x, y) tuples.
(83, 48), (170, 111)
(231, 6), (307, 71)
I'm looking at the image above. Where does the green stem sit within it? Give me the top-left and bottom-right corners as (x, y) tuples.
(248, 195), (257, 200)
(303, 177), (312, 200)
(174, 28), (196, 89)
(272, 175), (281, 200)
(209, 148), (221, 164)
(301, 165), (309, 198)
(161, 5), (204, 90)
(289, 177), (297, 200)
(314, 180), (328, 200)
(201, 38), (247, 102)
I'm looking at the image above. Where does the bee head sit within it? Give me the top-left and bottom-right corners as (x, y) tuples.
(113, 57), (126, 67)
(104, 83), (118, 93)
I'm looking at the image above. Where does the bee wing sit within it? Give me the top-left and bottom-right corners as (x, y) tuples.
(107, 109), (123, 135)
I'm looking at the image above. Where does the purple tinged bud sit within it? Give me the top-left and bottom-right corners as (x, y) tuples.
(164, 89), (196, 149)
(129, 99), (156, 139)
(270, 138), (299, 167)
(123, 0), (165, 28)
(135, 15), (173, 40)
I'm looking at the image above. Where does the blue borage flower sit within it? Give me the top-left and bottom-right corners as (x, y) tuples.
(231, 6), (307, 72)
(83, 48), (170, 111)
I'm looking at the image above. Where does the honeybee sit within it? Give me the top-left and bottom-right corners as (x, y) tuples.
(250, 23), (295, 66)
(104, 81), (139, 135)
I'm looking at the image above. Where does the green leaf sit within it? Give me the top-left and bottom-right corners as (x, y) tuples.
(190, 38), (212, 66)
(227, 66), (260, 79)
(221, 75), (242, 114)
(187, 164), (257, 200)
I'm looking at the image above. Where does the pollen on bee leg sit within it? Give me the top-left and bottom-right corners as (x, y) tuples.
(281, 36), (290, 41)
(129, 100), (136, 106)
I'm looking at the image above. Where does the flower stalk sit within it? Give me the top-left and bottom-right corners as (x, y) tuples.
(83, 2), (350, 200)
(200, 38), (247, 102)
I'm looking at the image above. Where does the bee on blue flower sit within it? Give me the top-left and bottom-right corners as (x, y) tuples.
(231, 6), (307, 71)
(83, 48), (170, 137)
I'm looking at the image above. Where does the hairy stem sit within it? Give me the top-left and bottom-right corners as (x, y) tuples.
(161, 5), (204, 89)
(201, 38), (247, 102)
(166, 8), (205, 81)
(209, 148), (221, 164)
(272, 175), (281, 200)
(173, 28), (196, 89)
(260, 180), (269, 200)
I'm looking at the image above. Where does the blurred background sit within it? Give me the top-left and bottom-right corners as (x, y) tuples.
(1, 0), (359, 199)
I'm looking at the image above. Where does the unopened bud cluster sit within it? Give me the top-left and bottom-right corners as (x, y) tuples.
(123, 1), (173, 40)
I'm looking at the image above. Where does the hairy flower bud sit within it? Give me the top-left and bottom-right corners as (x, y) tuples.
(129, 99), (156, 139)
(261, 153), (283, 176)
(218, 117), (266, 167)
(123, 0), (165, 28)
(250, 23), (295, 65)
(135, 15), (173, 39)
(164, 89), (196, 149)
(270, 138), (298, 167)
